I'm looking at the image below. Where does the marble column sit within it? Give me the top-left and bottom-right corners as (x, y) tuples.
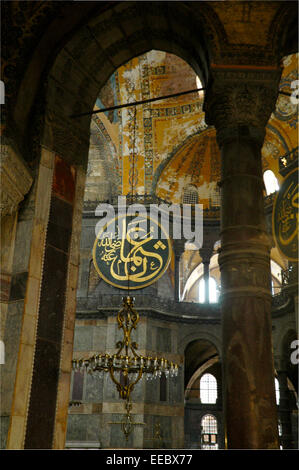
(173, 240), (185, 302)
(200, 247), (213, 304)
(204, 66), (281, 449)
(203, 262), (210, 303)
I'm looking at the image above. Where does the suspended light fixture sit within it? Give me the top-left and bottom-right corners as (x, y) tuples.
(72, 96), (179, 439)
(72, 295), (179, 401)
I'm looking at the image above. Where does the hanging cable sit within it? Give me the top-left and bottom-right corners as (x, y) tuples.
(70, 87), (205, 118)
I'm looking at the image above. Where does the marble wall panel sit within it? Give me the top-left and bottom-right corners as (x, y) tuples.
(169, 375), (184, 404)
(109, 413), (134, 448)
(0, 416), (9, 449)
(12, 219), (33, 274)
(85, 373), (103, 402)
(156, 326), (171, 353)
(80, 223), (97, 250)
(73, 325), (94, 351)
(144, 414), (172, 448)
(103, 377), (119, 401)
(144, 377), (160, 403)
(93, 325), (108, 351)
(66, 414), (102, 443)
(1, 300), (24, 414)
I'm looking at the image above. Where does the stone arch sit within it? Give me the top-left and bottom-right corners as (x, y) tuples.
(274, 324), (298, 406)
(40, 2), (213, 170)
(6, 5), (214, 450)
(183, 336), (221, 392)
(185, 356), (219, 395)
(269, 2), (299, 59)
(274, 323), (298, 368)
(179, 331), (221, 358)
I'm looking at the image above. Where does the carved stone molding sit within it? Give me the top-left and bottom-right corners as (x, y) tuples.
(0, 145), (33, 217)
(203, 67), (282, 145)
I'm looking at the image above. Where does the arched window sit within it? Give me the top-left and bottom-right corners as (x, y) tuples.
(198, 277), (219, 303)
(275, 377), (280, 405)
(271, 260), (282, 294)
(263, 170), (279, 195)
(183, 185), (198, 204)
(201, 414), (218, 450)
(200, 373), (217, 404)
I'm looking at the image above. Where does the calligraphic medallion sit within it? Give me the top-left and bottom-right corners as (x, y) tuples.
(272, 167), (298, 261)
(93, 214), (172, 289)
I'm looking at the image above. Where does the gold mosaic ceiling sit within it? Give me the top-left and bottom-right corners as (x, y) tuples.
(88, 50), (298, 205)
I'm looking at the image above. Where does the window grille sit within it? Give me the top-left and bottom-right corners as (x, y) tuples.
(200, 373), (217, 404)
(201, 414), (218, 450)
(183, 186), (198, 204)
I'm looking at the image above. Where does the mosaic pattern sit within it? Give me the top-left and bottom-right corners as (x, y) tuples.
(89, 50), (297, 210)
(113, 52), (204, 197)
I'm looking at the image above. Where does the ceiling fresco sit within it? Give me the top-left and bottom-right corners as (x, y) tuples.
(87, 50), (298, 205)
(154, 129), (220, 208)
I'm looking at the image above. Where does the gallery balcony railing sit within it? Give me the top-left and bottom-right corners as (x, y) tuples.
(271, 290), (292, 310)
(83, 191), (278, 223)
(76, 286), (293, 321)
(83, 194), (221, 220)
(76, 292), (221, 322)
(281, 265), (298, 286)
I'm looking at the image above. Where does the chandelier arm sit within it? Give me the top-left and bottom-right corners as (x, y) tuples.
(109, 366), (125, 398)
(130, 366), (144, 388)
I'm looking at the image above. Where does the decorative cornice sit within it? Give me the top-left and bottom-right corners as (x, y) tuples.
(76, 293), (221, 324)
(75, 290), (293, 323)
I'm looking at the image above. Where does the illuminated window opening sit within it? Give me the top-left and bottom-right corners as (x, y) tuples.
(183, 185), (199, 204)
(275, 377), (280, 405)
(200, 373), (217, 404)
(201, 414), (218, 450)
(263, 170), (279, 195)
(198, 277), (219, 303)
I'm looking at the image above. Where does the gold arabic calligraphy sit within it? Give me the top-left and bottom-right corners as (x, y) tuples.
(97, 218), (167, 284)
(278, 181), (298, 246)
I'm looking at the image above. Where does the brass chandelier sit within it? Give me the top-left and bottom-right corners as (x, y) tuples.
(72, 99), (179, 439)
(72, 295), (179, 401)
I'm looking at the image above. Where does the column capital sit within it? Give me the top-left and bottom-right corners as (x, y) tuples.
(173, 239), (185, 257)
(203, 66), (282, 146)
(200, 246), (214, 264)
